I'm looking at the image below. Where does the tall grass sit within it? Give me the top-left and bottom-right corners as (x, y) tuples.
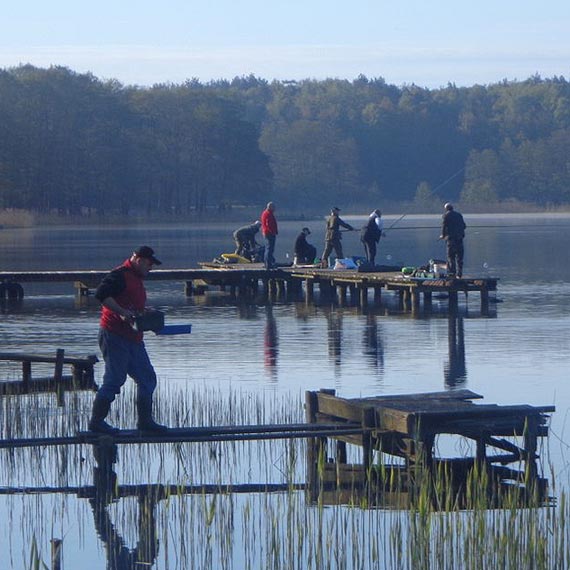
(0, 385), (568, 569)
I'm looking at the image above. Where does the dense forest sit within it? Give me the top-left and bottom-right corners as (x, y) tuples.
(1, 65), (569, 218)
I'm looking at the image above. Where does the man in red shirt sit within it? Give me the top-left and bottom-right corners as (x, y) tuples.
(88, 245), (168, 434)
(261, 201), (278, 269)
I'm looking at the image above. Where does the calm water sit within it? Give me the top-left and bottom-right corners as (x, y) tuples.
(0, 213), (569, 568)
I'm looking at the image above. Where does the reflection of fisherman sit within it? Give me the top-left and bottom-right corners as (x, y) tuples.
(89, 493), (159, 570)
(233, 220), (262, 259)
(445, 316), (466, 386)
(321, 207), (354, 268)
(440, 202), (466, 278)
(294, 227), (317, 265)
(360, 209), (384, 266)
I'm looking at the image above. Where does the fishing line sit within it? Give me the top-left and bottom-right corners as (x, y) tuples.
(386, 167), (465, 232)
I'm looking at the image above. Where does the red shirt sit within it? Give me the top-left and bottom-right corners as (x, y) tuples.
(95, 259), (146, 343)
(261, 209), (278, 236)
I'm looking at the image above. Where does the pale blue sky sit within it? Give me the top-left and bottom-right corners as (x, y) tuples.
(1, 1), (569, 87)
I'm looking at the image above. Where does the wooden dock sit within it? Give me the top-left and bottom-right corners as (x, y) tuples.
(0, 388), (555, 518)
(0, 350), (98, 403)
(0, 265), (497, 311)
(305, 388), (554, 504)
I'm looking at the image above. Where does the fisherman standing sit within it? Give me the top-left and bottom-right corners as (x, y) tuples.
(440, 203), (466, 278)
(321, 207), (354, 268)
(233, 220), (261, 260)
(360, 209), (384, 266)
(89, 246), (168, 434)
(261, 201), (278, 269)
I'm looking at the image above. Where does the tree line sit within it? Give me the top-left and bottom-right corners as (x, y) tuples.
(1, 65), (569, 217)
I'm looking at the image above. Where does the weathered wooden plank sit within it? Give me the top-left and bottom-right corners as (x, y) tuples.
(0, 352), (98, 366)
(348, 389), (483, 404)
(315, 393), (366, 422)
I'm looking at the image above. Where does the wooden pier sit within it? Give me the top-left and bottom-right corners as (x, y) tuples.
(0, 265), (497, 311)
(0, 350), (98, 403)
(304, 388), (554, 504)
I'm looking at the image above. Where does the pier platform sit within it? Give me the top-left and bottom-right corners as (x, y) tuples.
(0, 265), (498, 311)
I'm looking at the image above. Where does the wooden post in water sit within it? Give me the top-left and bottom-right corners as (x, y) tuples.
(481, 287), (489, 314)
(424, 291), (432, 311)
(54, 349), (65, 407)
(305, 390), (319, 502)
(373, 286), (382, 304)
(359, 285), (368, 308)
(337, 285), (347, 306)
(305, 279), (314, 303)
(51, 538), (62, 570)
(411, 289), (420, 312)
(448, 290), (458, 311)
(22, 361), (31, 392)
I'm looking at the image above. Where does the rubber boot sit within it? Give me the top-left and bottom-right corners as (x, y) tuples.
(89, 395), (119, 434)
(137, 394), (168, 433)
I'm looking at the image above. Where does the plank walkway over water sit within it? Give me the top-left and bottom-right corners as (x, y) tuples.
(0, 265), (498, 311)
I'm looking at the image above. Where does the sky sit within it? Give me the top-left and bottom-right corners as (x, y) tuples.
(1, 1), (569, 89)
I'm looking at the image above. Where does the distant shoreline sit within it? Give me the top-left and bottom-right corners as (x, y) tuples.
(1, 203), (569, 229)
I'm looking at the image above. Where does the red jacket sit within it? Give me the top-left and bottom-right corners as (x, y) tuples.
(261, 209), (278, 236)
(95, 259), (146, 343)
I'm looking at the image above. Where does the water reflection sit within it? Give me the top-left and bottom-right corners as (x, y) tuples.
(362, 312), (385, 377)
(90, 493), (159, 570)
(324, 307), (343, 371)
(264, 306), (278, 380)
(445, 315), (467, 387)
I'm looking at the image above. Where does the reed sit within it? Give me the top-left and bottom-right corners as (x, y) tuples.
(0, 385), (568, 569)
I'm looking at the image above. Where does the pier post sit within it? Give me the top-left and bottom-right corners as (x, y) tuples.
(424, 291), (432, 311)
(448, 290), (458, 311)
(359, 285), (368, 308)
(373, 286), (382, 304)
(349, 284), (357, 304)
(305, 391), (320, 502)
(411, 289), (420, 311)
(54, 349), (65, 407)
(305, 279), (314, 303)
(480, 287), (489, 314)
(338, 285), (347, 306)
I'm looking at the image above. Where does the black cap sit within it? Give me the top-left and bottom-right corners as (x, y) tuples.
(302, 227), (311, 234)
(134, 245), (162, 265)
(332, 206), (340, 212)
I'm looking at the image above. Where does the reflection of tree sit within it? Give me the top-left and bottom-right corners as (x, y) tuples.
(264, 306), (279, 379)
(362, 312), (384, 376)
(444, 316), (467, 387)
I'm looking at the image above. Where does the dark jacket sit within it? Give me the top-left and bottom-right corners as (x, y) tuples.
(233, 223), (260, 245)
(361, 216), (382, 244)
(294, 232), (314, 258)
(441, 210), (466, 241)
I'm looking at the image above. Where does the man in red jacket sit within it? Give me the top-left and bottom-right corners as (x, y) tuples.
(261, 201), (278, 269)
(89, 245), (168, 434)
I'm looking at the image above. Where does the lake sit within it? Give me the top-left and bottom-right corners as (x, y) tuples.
(0, 213), (569, 568)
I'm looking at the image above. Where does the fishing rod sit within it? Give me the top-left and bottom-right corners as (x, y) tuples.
(385, 167), (465, 232)
(384, 224), (548, 231)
